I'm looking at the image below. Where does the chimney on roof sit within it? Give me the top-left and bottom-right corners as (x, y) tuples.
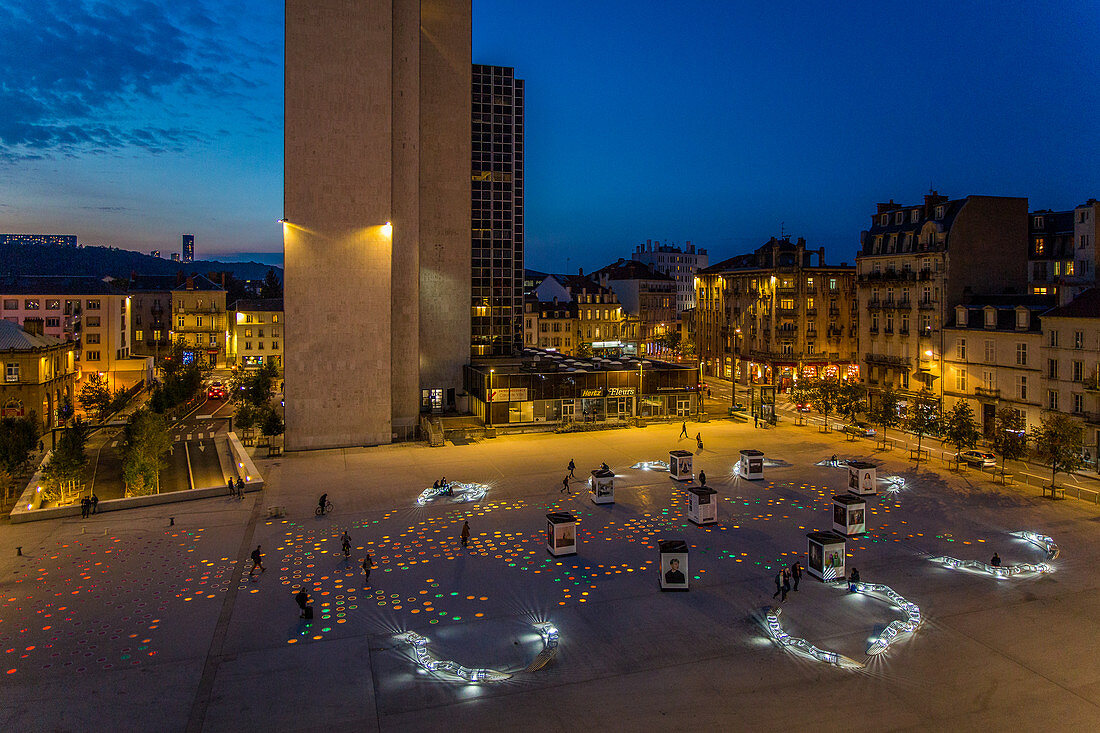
(687, 241), (694, 253)
(176, 270), (185, 286)
(818, 247), (825, 266)
(23, 319), (44, 337)
(578, 267), (583, 276)
(553, 296), (558, 305)
(186, 276), (194, 290)
(220, 273), (225, 287)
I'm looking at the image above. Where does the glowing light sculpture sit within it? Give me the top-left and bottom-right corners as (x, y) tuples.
(416, 482), (489, 506)
(631, 460), (669, 471)
(765, 607), (862, 669)
(397, 622), (560, 682)
(849, 583), (922, 655)
(931, 530), (1058, 578)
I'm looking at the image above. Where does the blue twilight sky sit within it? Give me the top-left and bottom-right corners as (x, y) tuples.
(1, 1), (1097, 272)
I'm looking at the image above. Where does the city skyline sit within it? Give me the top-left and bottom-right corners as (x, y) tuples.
(1, 1), (1098, 271)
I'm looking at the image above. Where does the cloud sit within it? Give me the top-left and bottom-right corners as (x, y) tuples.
(0, 1), (277, 161)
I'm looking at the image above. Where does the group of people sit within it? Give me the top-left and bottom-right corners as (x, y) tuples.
(227, 477), (245, 499)
(432, 477), (453, 496)
(772, 562), (803, 602)
(79, 494), (99, 518)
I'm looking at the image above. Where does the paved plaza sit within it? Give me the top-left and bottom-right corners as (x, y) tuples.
(3, 419), (1100, 731)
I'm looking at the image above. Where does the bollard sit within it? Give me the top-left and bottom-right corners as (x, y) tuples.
(82, 527), (86, 534)
(16, 546), (22, 556)
(170, 517), (175, 526)
(104, 529), (109, 536)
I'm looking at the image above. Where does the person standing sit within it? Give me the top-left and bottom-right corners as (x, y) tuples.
(772, 571), (783, 600)
(790, 562), (802, 591)
(341, 530), (351, 559)
(362, 553), (373, 585)
(249, 545), (265, 575)
(567, 459), (575, 478)
(781, 569), (791, 602)
(990, 553), (1001, 567)
(236, 477), (244, 498)
(699, 470), (707, 486)
(461, 520), (471, 548)
(295, 587), (311, 619)
(696, 433), (703, 451)
(679, 421), (689, 439)
(228, 478), (235, 497)
(91, 494), (99, 514)
(80, 497), (90, 519)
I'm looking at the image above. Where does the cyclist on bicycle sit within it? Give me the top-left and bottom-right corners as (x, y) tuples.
(318, 493), (328, 516)
(341, 530), (351, 558)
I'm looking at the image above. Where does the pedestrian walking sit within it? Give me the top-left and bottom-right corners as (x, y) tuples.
(341, 530), (351, 559)
(362, 553), (373, 585)
(561, 475), (572, 495)
(772, 571), (783, 600)
(249, 545), (265, 575)
(228, 478), (235, 497)
(781, 569), (791, 602)
(318, 492), (328, 516)
(461, 520), (471, 548)
(696, 432), (703, 451)
(707, 387), (712, 398)
(567, 459), (575, 478)
(679, 421), (688, 439)
(699, 470), (707, 486)
(295, 587), (312, 619)
(790, 562), (802, 591)
(80, 497), (90, 519)
(91, 494), (99, 514)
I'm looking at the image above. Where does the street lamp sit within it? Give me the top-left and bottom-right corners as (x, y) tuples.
(487, 369), (494, 428)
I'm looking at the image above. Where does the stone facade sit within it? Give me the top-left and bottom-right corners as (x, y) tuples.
(0, 320), (77, 430)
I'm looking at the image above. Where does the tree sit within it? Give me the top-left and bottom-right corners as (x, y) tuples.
(41, 418), (89, 490)
(992, 407), (1029, 478)
(838, 381), (868, 425)
(787, 379), (815, 426)
(121, 409), (172, 496)
(79, 372), (112, 420)
(574, 342), (593, 358)
(941, 401), (981, 468)
(0, 414), (40, 473)
(1031, 412), (1083, 491)
(0, 466), (12, 501)
(58, 396), (74, 423)
(260, 406), (285, 440)
(809, 376), (842, 432)
(260, 268), (283, 299)
(868, 387), (902, 449)
(906, 397), (940, 466)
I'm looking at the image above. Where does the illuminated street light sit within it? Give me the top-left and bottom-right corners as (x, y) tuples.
(381, 221), (393, 237)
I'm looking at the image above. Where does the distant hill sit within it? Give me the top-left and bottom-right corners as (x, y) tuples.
(1, 242), (282, 282)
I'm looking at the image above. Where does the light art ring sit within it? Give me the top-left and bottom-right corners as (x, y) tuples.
(931, 530), (1058, 578)
(766, 582), (921, 666)
(416, 481), (489, 506)
(631, 460), (669, 471)
(397, 622), (559, 682)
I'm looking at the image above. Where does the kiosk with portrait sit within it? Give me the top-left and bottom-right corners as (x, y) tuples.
(739, 449), (765, 480)
(847, 461), (877, 496)
(832, 494), (866, 536)
(545, 512), (577, 556)
(687, 485), (718, 525)
(668, 450), (694, 481)
(806, 531), (847, 581)
(589, 468), (615, 504)
(658, 539), (689, 591)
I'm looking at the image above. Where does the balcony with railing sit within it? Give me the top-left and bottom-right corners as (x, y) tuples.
(918, 299), (937, 310)
(918, 327), (935, 339)
(974, 386), (1000, 399)
(865, 352), (910, 367)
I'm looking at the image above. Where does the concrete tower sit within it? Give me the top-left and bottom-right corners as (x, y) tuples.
(283, 0), (471, 450)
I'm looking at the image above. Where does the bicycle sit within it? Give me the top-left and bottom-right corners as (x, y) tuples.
(315, 500), (334, 516)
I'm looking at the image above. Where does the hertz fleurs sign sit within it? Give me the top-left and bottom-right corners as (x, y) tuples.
(580, 387), (636, 397)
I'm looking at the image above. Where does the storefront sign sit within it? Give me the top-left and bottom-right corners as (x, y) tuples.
(580, 388), (603, 398)
(657, 385), (694, 392)
(489, 387), (529, 402)
(607, 387), (635, 396)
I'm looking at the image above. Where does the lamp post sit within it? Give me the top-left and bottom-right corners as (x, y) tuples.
(637, 360), (643, 419)
(487, 369), (494, 428)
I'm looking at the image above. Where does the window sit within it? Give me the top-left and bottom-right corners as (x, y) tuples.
(1074, 393), (1084, 413)
(955, 369), (967, 392)
(1034, 237), (1046, 255)
(1048, 330), (1059, 347)
(901, 371), (909, 389)
(806, 297), (815, 310)
(135, 330), (143, 341)
(781, 343), (793, 355)
(5, 363), (18, 382)
(1048, 390), (1058, 411)
(911, 209), (920, 223)
(921, 314), (932, 331)
(153, 330), (161, 341)
(1033, 216), (1044, 228)
(46, 299), (60, 310)
(272, 341), (279, 350)
(1017, 375), (1028, 400)
(984, 339), (995, 362)
(258, 342), (264, 351)
(901, 314), (909, 332)
(880, 214), (888, 226)
(935, 206), (945, 219)
(1065, 261), (1075, 276)
(982, 370), (995, 391)
(24, 299), (39, 310)
(209, 335), (217, 346)
(808, 343), (816, 355)
(86, 316), (100, 327)
(956, 338), (967, 360)
(871, 313), (879, 331)
(196, 316), (203, 328)
(2, 299), (16, 310)
(1016, 343), (1027, 365)
(46, 317), (60, 328)
(806, 277), (814, 289)
(86, 333), (100, 345)
(895, 211), (904, 224)
(780, 298), (794, 310)
(272, 314), (279, 323)
(177, 316), (185, 329)
(1075, 330), (1084, 349)
(1073, 360), (1084, 382)
(829, 278), (837, 291)
(1048, 359), (1058, 379)
(245, 341), (252, 350)
(86, 350), (100, 361)
(245, 328), (252, 338)
(86, 300), (100, 310)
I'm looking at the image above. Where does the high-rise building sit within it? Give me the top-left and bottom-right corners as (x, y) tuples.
(182, 234), (194, 263)
(150, 250), (161, 258)
(284, 0), (471, 449)
(632, 240), (708, 313)
(171, 253), (181, 262)
(471, 64), (524, 357)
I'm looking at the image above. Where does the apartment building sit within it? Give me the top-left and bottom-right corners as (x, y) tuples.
(856, 192), (1028, 407)
(0, 276), (148, 390)
(1028, 199), (1100, 304)
(1040, 288), (1100, 462)
(523, 296), (578, 353)
(0, 319), (77, 429)
(228, 299), (284, 371)
(129, 274), (227, 367)
(942, 300), (1046, 437)
(631, 240), (708, 313)
(529, 275), (624, 355)
(696, 237), (858, 391)
(590, 260), (676, 356)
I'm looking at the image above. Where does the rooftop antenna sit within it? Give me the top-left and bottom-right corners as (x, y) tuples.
(779, 222), (786, 240)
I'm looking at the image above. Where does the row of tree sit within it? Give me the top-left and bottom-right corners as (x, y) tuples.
(788, 376), (1086, 489)
(232, 361), (284, 442)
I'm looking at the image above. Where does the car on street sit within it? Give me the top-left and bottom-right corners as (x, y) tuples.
(794, 403), (811, 412)
(844, 421), (876, 437)
(207, 382), (227, 399)
(959, 450), (996, 467)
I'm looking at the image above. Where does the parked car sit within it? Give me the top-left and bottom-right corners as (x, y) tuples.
(207, 382), (227, 399)
(844, 421), (876, 437)
(959, 450), (996, 467)
(794, 403), (811, 413)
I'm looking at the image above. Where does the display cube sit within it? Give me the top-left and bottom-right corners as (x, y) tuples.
(832, 494), (866, 536)
(590, 468), (615, 504)
(658, 539), (689, 591)
(687, 486), (718, 525)
(669, 450), (694, 481)
(806, 531), (847, 581)
(847, 461), (877, 496)
(739, 449), (764, 480)
(546, 512), (577, 556)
